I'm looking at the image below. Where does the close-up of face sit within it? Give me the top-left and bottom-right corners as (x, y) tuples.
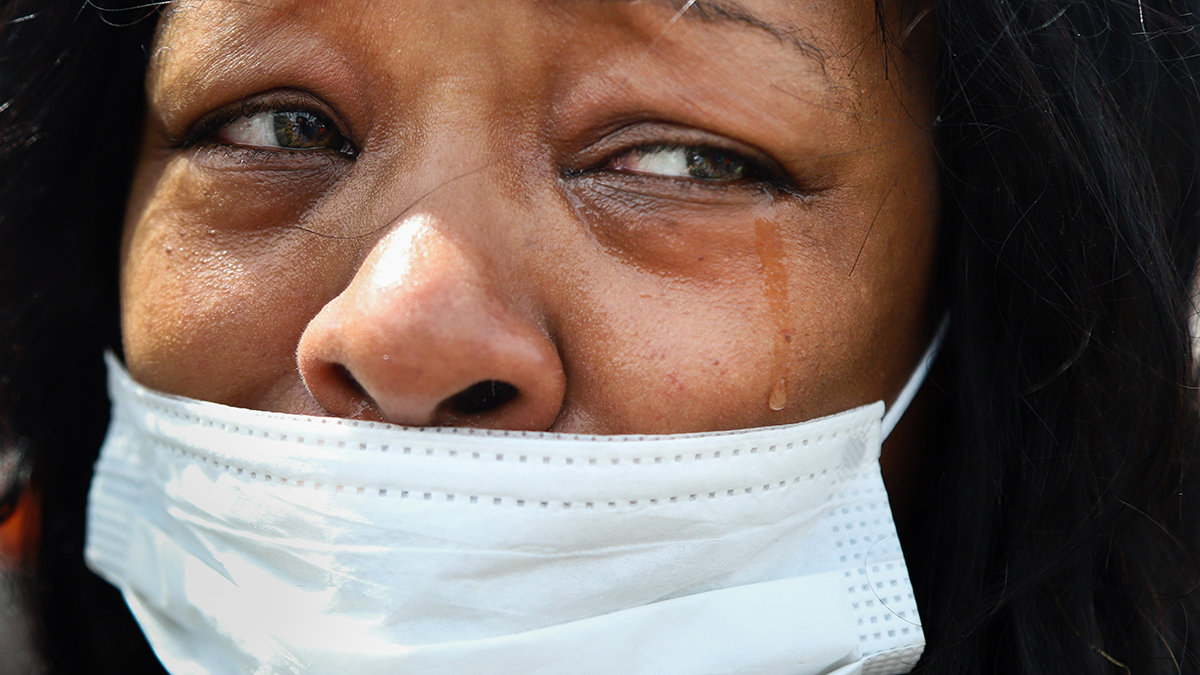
(119, 0), (940, 439)
(10, 0), (1200, 672)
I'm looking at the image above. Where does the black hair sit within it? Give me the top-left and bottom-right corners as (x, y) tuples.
(911, 0), (1200, 672)
(0, 1), (158, 671)
(2, 0), (1200, 673)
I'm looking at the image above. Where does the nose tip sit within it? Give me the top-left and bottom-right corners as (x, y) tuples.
(296, 221), (566, 430)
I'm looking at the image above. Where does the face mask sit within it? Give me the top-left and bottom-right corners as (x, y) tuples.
(86, 322), (944, 675)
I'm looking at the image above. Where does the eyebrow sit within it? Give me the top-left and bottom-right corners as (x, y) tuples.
(595, 0), (827, 68)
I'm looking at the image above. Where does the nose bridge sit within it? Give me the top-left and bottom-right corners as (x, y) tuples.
(295, 23), (567, 429)
(367, 161), (524, 293)
(408, 19), (548, 203)
(355, 208), (502, 348)
(359, 212), (437, 294)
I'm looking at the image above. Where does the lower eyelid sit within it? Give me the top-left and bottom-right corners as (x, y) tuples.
(185, 143), (352, 172)
(578, 172), (777, 209)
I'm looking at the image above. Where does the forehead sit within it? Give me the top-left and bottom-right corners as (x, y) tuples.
(149, 0), (882, 89)
(146, 0), (901, 149)
(156, 0), (860, 47)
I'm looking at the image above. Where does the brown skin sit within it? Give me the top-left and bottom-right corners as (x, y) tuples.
(120, 0), (939, 523)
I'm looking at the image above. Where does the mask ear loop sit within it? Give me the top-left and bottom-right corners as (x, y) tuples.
(881, 314), (949, 441)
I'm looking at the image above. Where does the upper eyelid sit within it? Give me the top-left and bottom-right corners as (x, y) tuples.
(570, 118), (753, 150)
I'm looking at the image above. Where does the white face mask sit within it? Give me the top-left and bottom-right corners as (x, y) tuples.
(86, 324), (944, 675)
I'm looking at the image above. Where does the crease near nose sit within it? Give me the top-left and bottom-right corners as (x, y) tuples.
(297, 216), (566, 430)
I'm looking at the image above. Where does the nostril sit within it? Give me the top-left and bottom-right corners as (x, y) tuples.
(443, 380), (520, 415)
(333, 364), (370, 399)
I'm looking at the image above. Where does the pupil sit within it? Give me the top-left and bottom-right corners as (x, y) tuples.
(274, 112), (329, 148)
(687, 149), (744, 181)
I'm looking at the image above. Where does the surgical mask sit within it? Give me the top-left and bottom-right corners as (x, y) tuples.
(86, 322), (944, 675)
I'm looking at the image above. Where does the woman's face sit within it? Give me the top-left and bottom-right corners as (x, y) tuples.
(121, 0), (939, 437)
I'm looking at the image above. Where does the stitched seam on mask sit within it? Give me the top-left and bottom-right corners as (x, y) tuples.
(153, 440), (857, 508)
(860, 644), (925, 671)
(139, 401), (868, 466)
(133, 388), (875, 443)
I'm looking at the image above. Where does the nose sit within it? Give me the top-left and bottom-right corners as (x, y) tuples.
(296, 215), (566, 429)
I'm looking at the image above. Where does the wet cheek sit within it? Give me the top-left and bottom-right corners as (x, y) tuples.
(550, 189), (868, 431)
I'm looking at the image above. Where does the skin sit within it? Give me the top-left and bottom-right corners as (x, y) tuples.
(120, 0), (940, 515)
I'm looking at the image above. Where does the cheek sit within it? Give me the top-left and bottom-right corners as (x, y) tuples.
(119, 157), (359, 406)
(550, 263), (773, 434)
(543, 198), (899, 434)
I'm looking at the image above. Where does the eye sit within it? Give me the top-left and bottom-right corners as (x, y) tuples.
(215, 110), (354, 155)
(606, 145), (754, 182)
